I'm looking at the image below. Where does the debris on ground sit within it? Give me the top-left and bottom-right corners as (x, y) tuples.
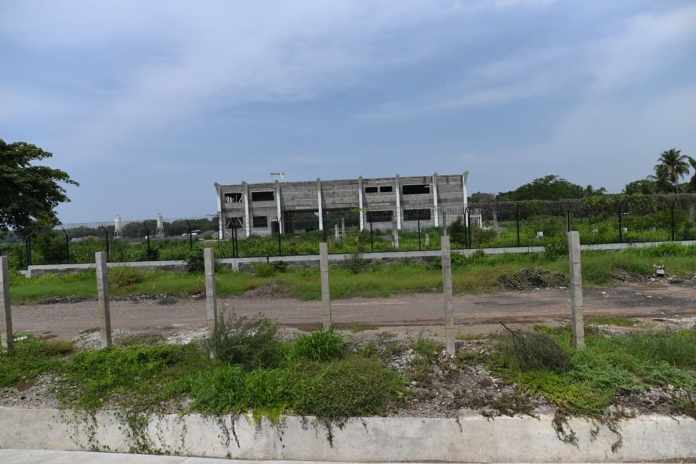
(497, 268), (567, 290)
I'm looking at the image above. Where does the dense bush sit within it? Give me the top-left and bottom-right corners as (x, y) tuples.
(498, 325), (570, 373)
(109, 267), (145, 288)
(185, 250), (205, 273)
(289, 329), (346, 362)
(206, 316), (284, 370)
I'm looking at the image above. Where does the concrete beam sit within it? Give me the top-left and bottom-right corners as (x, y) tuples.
(358, 176), (365, 231)
(0, 255), (13, 354)
(316, 178), (324, 231)
(432, 172), (439, 228)
(275, 180), (284, 235)
(395, 174), (402, 231)
(242, 182), (251, 238)
(95, 251), (112, 348)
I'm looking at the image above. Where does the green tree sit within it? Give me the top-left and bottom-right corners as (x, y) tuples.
(624, 178), (657, 195)
(498, 175), (602, 201)
(654, 148), (689, 193)
(0, 138), (77, 237)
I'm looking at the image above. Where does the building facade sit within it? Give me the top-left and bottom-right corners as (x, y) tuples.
(214, 172), (469, 238)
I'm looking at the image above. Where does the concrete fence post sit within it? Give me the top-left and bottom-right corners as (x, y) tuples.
(441, 234), (455, 355)
(319, 242), (332, 329)
(567, 231), (585, 349)
(204, 248), (218, 338)
(0, 256), (14, 354)
(95, 251), (112, 348)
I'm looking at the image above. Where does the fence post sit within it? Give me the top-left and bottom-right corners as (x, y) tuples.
(515, 204), (521, 247)
(441, 234), (455, 355)
(63, 229), (71, 263)
(567, 231), (585, 349)
(204, 248), (218, 339)
(417, 217), (422, 251)
(320, 242), (332, 328)
(95, 251), (112, 348)
(1, 256), (14, 354)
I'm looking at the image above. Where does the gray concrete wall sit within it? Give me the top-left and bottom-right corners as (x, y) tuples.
(1, 407), (695, 462)
(21, 239), (696, 277)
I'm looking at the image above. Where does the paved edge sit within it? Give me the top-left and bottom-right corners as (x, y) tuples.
(1, 407), (696, 462)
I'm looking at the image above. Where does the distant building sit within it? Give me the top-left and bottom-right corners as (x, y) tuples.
(214, 172), (469, 238)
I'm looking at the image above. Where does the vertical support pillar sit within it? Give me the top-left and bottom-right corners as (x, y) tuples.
(242, 182), (251, 238)
(317, 178), (324, 232)
(441, 234), (455, 355)
(95, 251), (112, 348)
(567, 231), (585, 349)
(395, 174), (402, 231)
(319, 242), (332, 328)
(204, 248), (218, 338)
(341, 218), (345, 239)
(432, 172), (440, 228)
(275, 180), (284, 235)
(462, 171), (470, 227)
(358, 176), (365, 232)
(0, 256), (14, 353)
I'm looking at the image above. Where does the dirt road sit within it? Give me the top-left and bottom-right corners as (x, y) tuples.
(9, 282), (696, 341)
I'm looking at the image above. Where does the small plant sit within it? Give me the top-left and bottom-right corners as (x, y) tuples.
(498, 323), (570, 373)
(447, 218), (467, 246)
(289, 329), (346, 362)
(345, 252), (370, 274)
(253, 263), (275, 278)
(272, 260), (288, 273)
(206, 315), (284, 370)
(185, 250), (205, 273)
(109, 267), (145, 288)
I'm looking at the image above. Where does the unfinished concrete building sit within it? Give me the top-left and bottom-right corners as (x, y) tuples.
(214, 173), (469, 238)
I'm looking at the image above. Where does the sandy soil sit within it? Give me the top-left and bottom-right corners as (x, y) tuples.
(10, 281), (696, 341)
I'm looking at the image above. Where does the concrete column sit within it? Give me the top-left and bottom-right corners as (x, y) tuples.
(204, 248), (218, 338)
(567, 231), (585, 349)
(462, 171), (470, 227)
(392, 220), (400, 249)
(316, 178), (324, 231)
(95, 251), (112, 348)
(432, 173), (440, 228)
(341, 218), (345, 239)
(242, 182), (251, 238)
(0, 256), (14, 354)
(395, 174), (402, 231)
(441, 235), (455, 355)
(275, 180), (284, 235)
(334, 223), (340, 242)
(319, 242), (332, 328)
(358, 177), (365, 232)
(214, 183), (224, 240)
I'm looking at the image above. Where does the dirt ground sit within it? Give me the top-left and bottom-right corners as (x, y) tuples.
(10, 281), (696, 342)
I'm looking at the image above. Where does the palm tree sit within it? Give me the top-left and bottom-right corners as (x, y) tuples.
(655, 148), (689, 193)
(688, 156), (696, 193)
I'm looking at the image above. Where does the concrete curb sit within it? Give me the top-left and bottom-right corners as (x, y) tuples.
(1, 407), (695, 462)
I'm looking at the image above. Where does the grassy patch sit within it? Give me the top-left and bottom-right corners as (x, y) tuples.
(1, 324), (403, 422)
(491, 327), (696, 416)
(10, 246), (696, 304)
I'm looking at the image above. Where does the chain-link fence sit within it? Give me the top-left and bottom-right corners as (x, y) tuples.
(2, 194), (696, 270)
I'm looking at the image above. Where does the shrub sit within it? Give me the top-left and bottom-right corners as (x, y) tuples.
(291, 357), (404, 419)
(109, 267), (145, 288)
(272, 260), (288, 273)
(186, 364), (246, 414)
(345, 252), (370, 274)
(289, 329), (346, 362)
(253, 263), (275, 277)
(544, 235), (568, 258)
(498, 324), (570, 373)
(447, 218), (467, 245)
(185, 250), (205, 273)
(207, 316), (284, 370)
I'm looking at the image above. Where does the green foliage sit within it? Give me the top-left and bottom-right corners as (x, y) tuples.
(499, 327), (571, 373)
(498, 175), (603, 201)
(289, 329), (346, 362)
(345, 252), (370, 274)
(206, 316), (284, 370)
(0, 337), (72, 388)
(253, 262), (275, 277)
(447, 218), (466, 245)
(492, 327), (696, 416)
(290, 356), (404, 419)
(109, 267), (145, 289)
(0, 138), (78, 235)
(185, 250), (205, 273)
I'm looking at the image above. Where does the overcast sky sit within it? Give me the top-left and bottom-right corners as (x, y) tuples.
(2, 0), (695, 223)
